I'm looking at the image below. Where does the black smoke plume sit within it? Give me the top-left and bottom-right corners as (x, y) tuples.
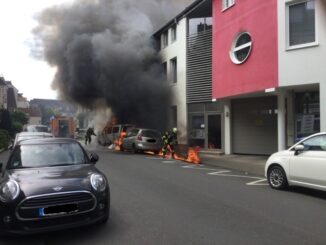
(32, 0), (192, 130)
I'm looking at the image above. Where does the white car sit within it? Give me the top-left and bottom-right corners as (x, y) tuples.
(265, 132), (326, 191)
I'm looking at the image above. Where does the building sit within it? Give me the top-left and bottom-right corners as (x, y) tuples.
(212, 0), (326, 155)
(153, 0), (219, 148)
(0, 77), (19, 110)
(155, 0), (326, 155)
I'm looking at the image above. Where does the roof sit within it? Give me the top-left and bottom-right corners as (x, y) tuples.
(152, 0), (207, 37)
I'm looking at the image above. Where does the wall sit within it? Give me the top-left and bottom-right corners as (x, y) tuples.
(212, 0), (278, 99)
(278, 0), (326, 132)
(159, 18), (188, 143)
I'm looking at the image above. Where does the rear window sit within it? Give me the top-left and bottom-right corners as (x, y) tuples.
(141, 130), (161, 138)
(8, 143), (88, 169)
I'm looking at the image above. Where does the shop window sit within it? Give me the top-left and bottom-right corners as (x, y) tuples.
(295, 92), (320, 141)
(287, 0), (316, 48)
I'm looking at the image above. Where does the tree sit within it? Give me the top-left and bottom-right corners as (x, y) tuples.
(11, 111), (29, 125)
(0, 109), (12, 132)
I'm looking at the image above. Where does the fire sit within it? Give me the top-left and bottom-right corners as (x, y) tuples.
(114, 132), (127, 151)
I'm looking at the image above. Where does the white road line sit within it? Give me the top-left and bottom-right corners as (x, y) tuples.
(162, 161), (177, 163)
(208, 170), (231, 175)
(146, 157), (165, 160)
(246, 179), (268, 186)
(182, 165), (221, 171)
(209, 172), (262, 180)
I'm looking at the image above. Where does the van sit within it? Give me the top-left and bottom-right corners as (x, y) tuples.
(98, 124), (133, 146)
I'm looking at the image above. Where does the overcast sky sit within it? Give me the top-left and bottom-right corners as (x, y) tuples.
(0, 0), (73, 100)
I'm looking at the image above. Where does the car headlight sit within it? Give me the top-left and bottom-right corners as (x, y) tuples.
(90, 174), (106, 192)
(0, 180), (20, 202)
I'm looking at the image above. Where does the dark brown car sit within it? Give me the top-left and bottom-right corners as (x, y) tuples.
(0, 138), (109, 235)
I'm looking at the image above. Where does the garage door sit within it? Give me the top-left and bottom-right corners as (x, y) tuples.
(232, 97), (278, 155)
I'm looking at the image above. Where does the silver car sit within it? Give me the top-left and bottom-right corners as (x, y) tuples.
(121, 128), (162, 153)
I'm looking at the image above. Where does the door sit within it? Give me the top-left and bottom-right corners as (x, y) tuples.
(189, 115), (205, 148)
(207, 114), (221, 149)
(289, 134), (326, 187)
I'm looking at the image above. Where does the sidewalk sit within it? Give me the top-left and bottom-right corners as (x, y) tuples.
(198, 152), (269, 177)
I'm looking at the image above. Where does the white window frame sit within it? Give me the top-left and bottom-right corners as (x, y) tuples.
(229, 32), (252, 65)
(222, 0), (235, 11)
(285, 0), (318, 51)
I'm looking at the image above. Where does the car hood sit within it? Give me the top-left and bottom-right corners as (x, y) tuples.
(7, 164), (100, 197)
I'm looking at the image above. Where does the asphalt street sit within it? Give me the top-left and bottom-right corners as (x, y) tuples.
(1, 144), (326, 244)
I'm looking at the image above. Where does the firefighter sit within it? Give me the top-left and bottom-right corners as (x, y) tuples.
(85, 127), (96, 145)
(161, 128), (178, 159)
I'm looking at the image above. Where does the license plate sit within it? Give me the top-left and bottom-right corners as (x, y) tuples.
(39, 204), (79, 217)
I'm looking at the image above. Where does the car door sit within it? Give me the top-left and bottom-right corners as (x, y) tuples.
(289, 134), (326, 187)
(124, 129), (139, 149)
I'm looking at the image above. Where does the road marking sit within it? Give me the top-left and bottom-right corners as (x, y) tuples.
(209, 171), (262, 180)
(208, 170), (231, 175)
(246, 179), (268, 186)
(162, 160), (177, 163)
(182, 165), (220, 171)
(146, 157), (164, 160)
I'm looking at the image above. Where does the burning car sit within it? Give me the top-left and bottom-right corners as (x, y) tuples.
(0, 138), (109, 235)
(120, 128), (162, 154)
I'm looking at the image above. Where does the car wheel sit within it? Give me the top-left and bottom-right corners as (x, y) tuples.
(268, 165), (288, 190)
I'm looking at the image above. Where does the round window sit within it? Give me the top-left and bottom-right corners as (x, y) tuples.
(230, 32), (252, 64)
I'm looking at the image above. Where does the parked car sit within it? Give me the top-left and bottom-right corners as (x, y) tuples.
(0, 138), (109, 235)
(25, 124), (49, 133)
(98, 124), (133, 146)
(265, 132), (326, 191)
(10, 132), (54, 150)
(121, 128), (162, 153)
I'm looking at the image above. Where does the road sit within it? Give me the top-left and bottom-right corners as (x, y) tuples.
(1, 143), (326, 244)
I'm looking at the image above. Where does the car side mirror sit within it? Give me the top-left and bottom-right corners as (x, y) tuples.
(90, 153), (99, 163)
(0, 162), (3, 173)
(294, 144), (304, 155)
(8, 144), (13, 151)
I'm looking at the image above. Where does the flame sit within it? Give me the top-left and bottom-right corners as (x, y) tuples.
(114, 132), (127, 151)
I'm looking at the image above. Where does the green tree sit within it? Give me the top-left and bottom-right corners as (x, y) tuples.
(11, 121), (23, 135)
(0, 129), (10, 150)
(0, 109), (12, 132)
(11, 111), (29, 125)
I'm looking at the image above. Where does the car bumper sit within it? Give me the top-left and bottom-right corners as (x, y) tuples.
(0, 195), (109, 235)
(136, 143), (162, 151)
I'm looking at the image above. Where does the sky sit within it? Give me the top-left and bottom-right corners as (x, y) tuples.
(0, 0), (73, 101)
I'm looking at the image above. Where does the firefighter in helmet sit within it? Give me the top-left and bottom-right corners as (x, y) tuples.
(162, 127), (178, 159)
(85, 127), (96, 145)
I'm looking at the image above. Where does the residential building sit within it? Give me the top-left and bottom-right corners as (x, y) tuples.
(154, 0), (219, 148)
(212, 0), (326, 154)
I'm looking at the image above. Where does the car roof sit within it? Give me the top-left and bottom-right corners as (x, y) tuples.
(17, 138), (78, 146)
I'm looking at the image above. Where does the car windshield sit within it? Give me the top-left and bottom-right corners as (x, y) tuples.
(8, 143), (88, 169)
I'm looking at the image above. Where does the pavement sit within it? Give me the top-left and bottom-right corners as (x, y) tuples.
(198, 152), (269, 177)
